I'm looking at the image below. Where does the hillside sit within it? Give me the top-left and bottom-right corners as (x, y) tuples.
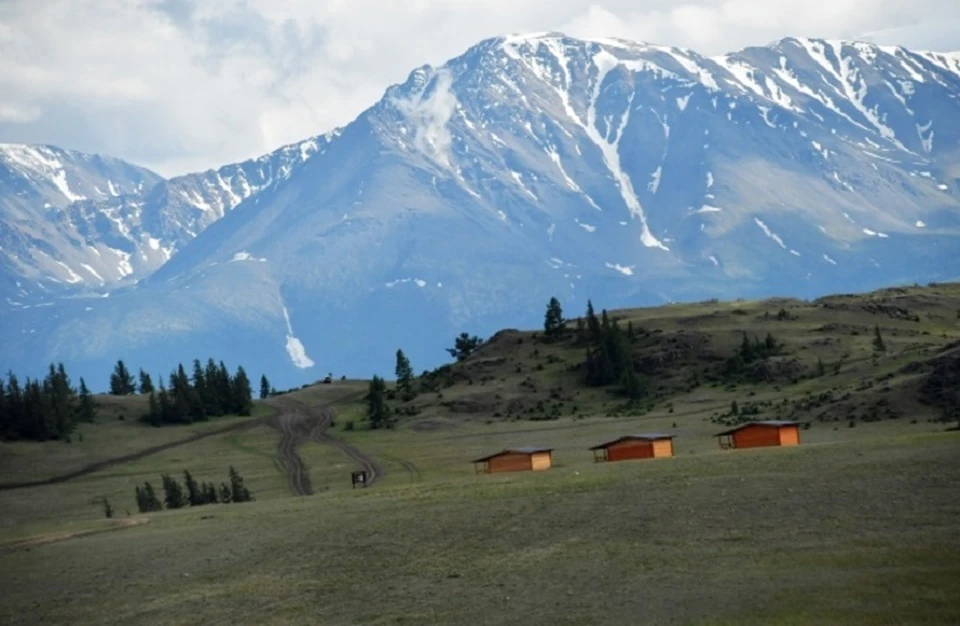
(3, 34), (960, 390)
(306, 281), (960, 431)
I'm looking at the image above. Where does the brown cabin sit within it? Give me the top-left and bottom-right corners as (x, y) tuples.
(589, 434), (675, 462)
(715, 420), (801, 450)
(472, 447), (553, 474)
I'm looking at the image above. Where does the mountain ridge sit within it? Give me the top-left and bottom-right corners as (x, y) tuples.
(2, 33), (959, 390)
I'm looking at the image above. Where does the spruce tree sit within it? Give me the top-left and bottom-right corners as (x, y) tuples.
(142, 481), (163, 511)
(219, 482), (233, 503)
(543, 297), (566, 339)
(394, 350), (414, 399)
(138, 369), (154, 394)
(586, 300), (601, 342)
(109, 360), (136, 395)
(259, 375), (271, 400)
(183, 470), (202, 507)
(77, 377), (97, 423)
(366, 376), (389, 429)
(202, 482), (219, 504)
(231, 366), (253, 416)
(228, 466), (252, 503)
(161, 473), (186, 509)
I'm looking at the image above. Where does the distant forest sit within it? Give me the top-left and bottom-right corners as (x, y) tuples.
(0, 358), (255, 442)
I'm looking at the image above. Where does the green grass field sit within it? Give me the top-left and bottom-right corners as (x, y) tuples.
(2, 283), (960, 624)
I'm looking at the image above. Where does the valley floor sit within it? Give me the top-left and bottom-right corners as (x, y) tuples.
(1, 390), (958, 625)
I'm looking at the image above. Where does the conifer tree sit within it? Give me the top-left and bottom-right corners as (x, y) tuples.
(259, 375), (271, 400)
(77, 377), (97, 423)
(231, 366), (253, 416)
(202, 482), (219, 504)
(229, 466), (252, 502)
(543, 297), (566, 339)
(183, 470), (202, 507)
(586, 300), (601, 342)
(394, 350), (414, 399)
(219, 482), (233, 503)
(161, 473), (186, 509)
(109, 360), (136, 395)
(138, 369), (154, 394)
(366, 375), (389, 429)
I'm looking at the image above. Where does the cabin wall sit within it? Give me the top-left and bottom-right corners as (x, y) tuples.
(530, 452), (552, 471)
(652, 439), (674, 457)
(608, 441), (655, 461)
(488, 453), (533, 473)
(732, 426), (782, 449)
(779, 426), (800, 446)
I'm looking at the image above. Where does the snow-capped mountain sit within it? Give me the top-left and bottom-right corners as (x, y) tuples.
(3, 34), (960, 390)
(0, 131), (338, 306)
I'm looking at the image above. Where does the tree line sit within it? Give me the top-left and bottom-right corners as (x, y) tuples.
(134, 466), (253, 513)
(130, 359), (254, 426)
(0, 363), (96, 441)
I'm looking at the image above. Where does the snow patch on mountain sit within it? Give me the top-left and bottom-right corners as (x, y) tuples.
(754, 217), (788, 249)
(282, 306), (315, 369)
(605, 262), (634, 276)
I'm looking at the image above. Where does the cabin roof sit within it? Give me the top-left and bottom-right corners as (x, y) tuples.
(713, 420), (800, 437)
(588, 434), (676, 450)
(472, 447), (553, 462)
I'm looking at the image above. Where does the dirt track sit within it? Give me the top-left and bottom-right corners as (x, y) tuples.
(0, 517), (149, 553)
(266, 397), (383, 494)
(0, 418), (262, 491)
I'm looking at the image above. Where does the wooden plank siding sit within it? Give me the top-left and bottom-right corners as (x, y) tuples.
(530, 452), (552, 471)
(778, 425), (801, 446)
(488, 453), (533, 473)
(732, 425), (783, 449)
(604, 438), (674, 461)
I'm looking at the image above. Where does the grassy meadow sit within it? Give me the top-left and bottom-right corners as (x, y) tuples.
(1, 283), (959, 624)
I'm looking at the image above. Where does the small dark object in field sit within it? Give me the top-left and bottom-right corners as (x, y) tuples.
(200, 515), (215, 520)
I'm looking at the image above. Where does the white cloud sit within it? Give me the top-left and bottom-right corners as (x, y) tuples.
(0, 0), (957, 177)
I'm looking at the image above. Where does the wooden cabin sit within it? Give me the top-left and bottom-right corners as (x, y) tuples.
(472, 447), (553, 474)
(589, 434), (675, 462)
(714, 420), (801, 450)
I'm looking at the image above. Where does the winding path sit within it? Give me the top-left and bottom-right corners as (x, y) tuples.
(266, 397), (383, 494)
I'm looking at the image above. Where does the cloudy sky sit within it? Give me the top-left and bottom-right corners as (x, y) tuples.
(2, 0), (958, 177)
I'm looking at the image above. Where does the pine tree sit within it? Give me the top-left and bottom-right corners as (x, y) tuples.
(394, 350), (414, 399)
(366, 376), (389, 429)
(446, 333), (483, 361)
(231, 366), (253, 416)
(543, 297), (566, 339)
(134, 485), (147, 513)
(219, 482), (233, 503)
(109, 360), (136, 395)
(160, 473), (186, 509)
(731, 400), (740, 416)
(202, 482), (219, 504)
(102, 497), (113, 519)
(229, 466), (252, 503)
(77, 377), (97, 423)
(259, 375), (271, 400)
(183, 470), (202, 506)
(138, 369), (154, 394)
(142, 481), (163, 511)
(873, 325), (887, 352)
(817, 357), (826, 377)
(584, 300), (600, 342)
(739, 333), (754, 364)
(620, 365), (645, 399)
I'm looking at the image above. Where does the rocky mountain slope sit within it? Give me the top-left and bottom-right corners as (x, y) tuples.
(0, 131), (339, 306)
(3, 34), (959, 390)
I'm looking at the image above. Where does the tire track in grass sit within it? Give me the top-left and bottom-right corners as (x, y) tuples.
(0, 418), (263, 491)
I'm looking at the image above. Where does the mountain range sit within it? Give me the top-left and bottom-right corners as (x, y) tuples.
(2, 33), (959, 390)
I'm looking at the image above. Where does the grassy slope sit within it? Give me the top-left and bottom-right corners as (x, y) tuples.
(1, 283), (960, 624)
(319, 282), (960, 433)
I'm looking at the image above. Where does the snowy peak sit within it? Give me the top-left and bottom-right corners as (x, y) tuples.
(0, 143), (159, 205)
(0, 131), (339, 301)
